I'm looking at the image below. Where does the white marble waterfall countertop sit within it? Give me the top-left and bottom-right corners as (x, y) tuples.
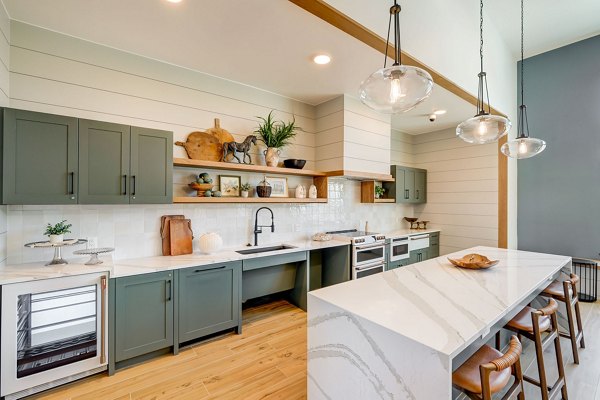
(0, 238), (350, 285)
(309, 246), (571, 358)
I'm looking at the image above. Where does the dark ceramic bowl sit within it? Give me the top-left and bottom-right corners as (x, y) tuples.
(283, 159), (307, 169)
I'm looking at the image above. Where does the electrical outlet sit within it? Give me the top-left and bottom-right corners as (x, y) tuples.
(86, 237), (98, 249)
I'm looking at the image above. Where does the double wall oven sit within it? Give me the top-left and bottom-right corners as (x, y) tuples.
(328, 230), (386, 279)
(1, 272), (108, 400)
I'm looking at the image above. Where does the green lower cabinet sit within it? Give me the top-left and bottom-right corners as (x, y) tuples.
(114, 271), (174, 363)
(409, 249), (429, 264)
(178, 262), (242, 343)
(387, 258), (410, 270)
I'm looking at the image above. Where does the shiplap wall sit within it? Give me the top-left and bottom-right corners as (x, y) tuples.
(412, 128), (498, 254)
(0, 2), (9, 266)
(315, 95), (391, 174)
(391, 129), (415, 167)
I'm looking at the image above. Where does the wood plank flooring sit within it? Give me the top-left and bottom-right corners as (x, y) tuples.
(26, 299), (306, 400)
(24, 299), (600, 400)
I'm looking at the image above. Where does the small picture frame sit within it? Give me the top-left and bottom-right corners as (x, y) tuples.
(219, 175), (241, 197)
(266, 176), (288, 197)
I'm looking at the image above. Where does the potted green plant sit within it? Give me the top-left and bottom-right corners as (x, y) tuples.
(240, 183), (251, 198)
(375, 185), (385, 199)
(45, 220), (72, 244)
(255, 111), (300, 167)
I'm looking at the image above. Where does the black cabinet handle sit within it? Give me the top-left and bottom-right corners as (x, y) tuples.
(193, 265), (226, 273)
(122, 175), (127, 195)
(131, 175), (136, 196)
(166, 280), (172, 301)
(404, 189), (409, 199)
(68, 172), (75, 195)
(416, 190), (419, 199)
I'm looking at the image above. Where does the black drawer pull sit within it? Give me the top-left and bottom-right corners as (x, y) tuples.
(122, 175), (127, 195)
(131, 175), (136, 196)
(166, 280), (172, 301)
(68, 172), (75, 195)
(194, 266), (226, 273)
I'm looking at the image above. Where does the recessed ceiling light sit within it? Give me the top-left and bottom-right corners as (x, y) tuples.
(313, 54), (331, 65)
(433, 110), (447, 115)
(166, 0), (182, 3)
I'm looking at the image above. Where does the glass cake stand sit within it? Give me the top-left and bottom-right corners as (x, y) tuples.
(24, 239), (88, 266)
(73, 248), (115, 265)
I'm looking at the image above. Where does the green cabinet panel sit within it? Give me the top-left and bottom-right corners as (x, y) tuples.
(387, 258), (410, 271)
(178, 262), (241, 343)
(114, 271), (174, 362)
(78, 119), (130, 204)
(390, 165), (427, 204)
(130, 127), (173, 204)
(3, 109), (78, 204)
(409, 249), (429, 264)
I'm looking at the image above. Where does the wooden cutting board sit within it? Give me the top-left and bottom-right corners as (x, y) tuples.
(160, 215), (185, 256)
(169, 219), (194, 256)
(175, 118), (235, 161)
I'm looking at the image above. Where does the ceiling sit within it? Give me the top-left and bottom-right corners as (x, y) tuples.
(2, 0), (596, 134)
(486, 0), (600, 58)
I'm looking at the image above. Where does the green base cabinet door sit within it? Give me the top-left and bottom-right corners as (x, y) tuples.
(178, 262), (242, 343)
(130, 127), (173, 204)
(429, 232), (440, 258)
(3, 109), (79, 204)
(114, 271), (174, 362)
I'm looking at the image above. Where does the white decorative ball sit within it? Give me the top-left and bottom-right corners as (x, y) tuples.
(198, 232), (223, 254)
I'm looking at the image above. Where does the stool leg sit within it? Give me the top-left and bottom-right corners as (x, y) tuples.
(574, 299), (585, 349)
(563, 283), (580, 364)
(514, 359), (525, 400)
(533, 316), (550, 400)
(495, 331), (501, 350)
(552, 313), (569, 400)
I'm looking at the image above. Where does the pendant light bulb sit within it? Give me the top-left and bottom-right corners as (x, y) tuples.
(358, 1), (433, 114)
(478, 121), (487, 136)
(518, 139), (528, 154)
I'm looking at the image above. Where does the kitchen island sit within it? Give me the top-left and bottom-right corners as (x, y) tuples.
(308, 246), (572, 399)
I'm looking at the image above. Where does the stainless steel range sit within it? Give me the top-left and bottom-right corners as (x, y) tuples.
(327, 229), (386, 279)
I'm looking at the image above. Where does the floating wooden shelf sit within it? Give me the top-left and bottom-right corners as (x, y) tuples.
(173, 197), (327, 204)
(173, 158), (326, 177)
(360, 181), (397, 203)
(374, 198), (395, 203)
(326, 170), (394, 182)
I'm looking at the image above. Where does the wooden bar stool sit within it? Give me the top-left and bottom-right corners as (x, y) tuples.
(505, 298), (568, 400)
(541, 273), (585, 364)
(452, 335), (525, 400)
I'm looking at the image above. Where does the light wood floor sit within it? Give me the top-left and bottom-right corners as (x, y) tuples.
(27, 299), (307, 400)
(25, 299), (600, 400)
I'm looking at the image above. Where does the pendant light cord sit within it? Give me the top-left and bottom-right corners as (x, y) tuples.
(520, 0), (524, 106)
(383, 1), (402, 67)
(480, 0), (484, 74)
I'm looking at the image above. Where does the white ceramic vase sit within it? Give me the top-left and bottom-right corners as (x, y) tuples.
(308, 184), (317, 199)
(295, 185), (306, 199)
(198, 232), (223, 254)
(241, 190), (249, 198)
(264, 148), (281, 167)
(49, 234), (64, 244)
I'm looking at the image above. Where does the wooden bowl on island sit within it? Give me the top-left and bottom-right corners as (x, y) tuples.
(189, 182), (214, 197)
(448, 253), (499, 270)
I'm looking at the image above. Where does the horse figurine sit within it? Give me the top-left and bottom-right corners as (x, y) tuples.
(222, 135), (257, 164)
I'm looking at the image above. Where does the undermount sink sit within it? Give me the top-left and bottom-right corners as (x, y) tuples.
(236, 245), (297, 255)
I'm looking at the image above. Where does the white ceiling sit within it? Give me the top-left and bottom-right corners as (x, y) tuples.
(486, 0), (600, 58)
(2, 0), (597, 134)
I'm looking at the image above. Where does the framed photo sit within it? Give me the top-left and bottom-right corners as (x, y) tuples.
(219, 175), (241, 197)
(266, 176), (288, 197)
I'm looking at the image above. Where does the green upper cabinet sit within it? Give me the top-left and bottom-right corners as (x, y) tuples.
(3, 109), (79, 204)
(130, 127), (173, 204)
(79, 120), (131, 204)
(390, 165), (427, 204)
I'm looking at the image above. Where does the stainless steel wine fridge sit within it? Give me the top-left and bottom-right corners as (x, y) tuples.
(1, 272), (108, 399)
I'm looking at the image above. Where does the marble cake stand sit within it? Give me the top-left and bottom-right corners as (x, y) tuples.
(24, 239), (88, 266)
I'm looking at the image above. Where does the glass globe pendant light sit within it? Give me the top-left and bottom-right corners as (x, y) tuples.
(457, 0), (511, 144)
(358, 1), (433, 114)
(501, 0), (546, 159)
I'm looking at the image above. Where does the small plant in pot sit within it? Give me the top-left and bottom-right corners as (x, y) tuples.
(240, 183), (251, 198)
(255, 111), (301, 167)
(375, 185), (385, 199)
(45, 220), (72, 244)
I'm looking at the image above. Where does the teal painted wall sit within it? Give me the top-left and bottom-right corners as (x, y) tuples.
(518, 35), (600, 259)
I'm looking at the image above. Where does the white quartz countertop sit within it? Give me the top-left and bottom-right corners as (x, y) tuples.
(384, 228), (440, 238)
(309, 246), (571, 358)
(0, 238), (350, 285)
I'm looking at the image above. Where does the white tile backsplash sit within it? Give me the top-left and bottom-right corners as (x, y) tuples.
(6, 179), (413, 264)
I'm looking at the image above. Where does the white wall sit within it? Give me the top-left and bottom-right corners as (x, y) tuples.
(0, 2), (9, 266)
(5, 21), (414, 264)
(322, 0), (518, 248)
(411, 127), (498, 255)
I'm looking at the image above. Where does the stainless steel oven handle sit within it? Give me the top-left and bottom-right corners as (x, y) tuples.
(355, 261), (386, 271)
(355, 243), (386, 250)
(410, 234), (430, 240)
(100, 275), (107, 364)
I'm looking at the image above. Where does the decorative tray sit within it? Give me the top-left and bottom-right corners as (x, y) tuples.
(312, 233), (332, 242)
(448, 253), (499, 270)
(73, 247), (115, 265)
